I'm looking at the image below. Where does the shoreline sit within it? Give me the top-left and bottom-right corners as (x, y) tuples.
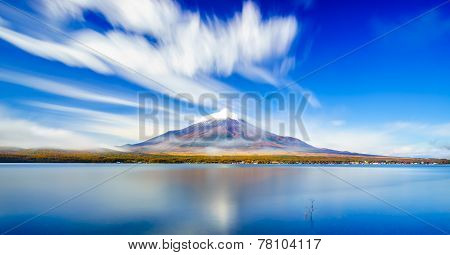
(1, 149), (448, 165)
(0, 162), (448, 166)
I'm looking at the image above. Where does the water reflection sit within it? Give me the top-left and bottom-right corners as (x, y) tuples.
(0, 164), (449, 234)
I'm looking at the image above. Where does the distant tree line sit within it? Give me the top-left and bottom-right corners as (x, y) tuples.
(0, 149), (448, 164)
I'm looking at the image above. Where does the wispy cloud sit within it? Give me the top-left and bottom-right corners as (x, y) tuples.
(27, 102), (140, 141)
(330, 119), (346, 127)
(0, 70), (137, 107)
(41, 1), (297, 76)
(0, 1), (299, 102)
(0, 1), (314, 150)
(235, 64), (280, 86)
(26, 101), (194, 143)
(0, 106), (106, 149)
(305, 118), (450, 159)
(0, 26), (112, 74)
(387, 121), (450, 137)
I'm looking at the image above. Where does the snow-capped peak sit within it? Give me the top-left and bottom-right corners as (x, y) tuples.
(195, 108), (239, 123)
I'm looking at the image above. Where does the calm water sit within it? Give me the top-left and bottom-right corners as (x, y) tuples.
(0, 164), (449, 234)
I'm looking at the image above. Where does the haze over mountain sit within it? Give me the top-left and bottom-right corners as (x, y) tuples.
(124, 109), (360, 155)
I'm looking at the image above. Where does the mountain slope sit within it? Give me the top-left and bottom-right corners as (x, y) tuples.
(124, 110), (360, 155)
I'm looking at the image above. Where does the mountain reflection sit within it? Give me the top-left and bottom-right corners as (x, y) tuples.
(1, 164), (449, 234)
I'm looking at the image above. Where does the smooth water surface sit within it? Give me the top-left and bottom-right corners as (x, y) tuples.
(0, 164), (449, 234)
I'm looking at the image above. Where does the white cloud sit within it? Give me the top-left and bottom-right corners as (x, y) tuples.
(27, 101), (192, 143)
(0, 1), (324, 150)
(0, 107), (105, 149)
(330, 120), (345, 127)
(277, 57), (296, 76)
(43, 0), (181, 37)
(0, 26), (112, 74)
(40, 1), (297, 76)
(0, 70), (137, 107)
(28, 102), (140, 141)
(236, 64), (280, 86)
(431, 123), (450, 137)
(387, 121), (450, 137)
(304, 119), (450, 159)
(0, 0), (299, 103)
(258, 114), (450, 159)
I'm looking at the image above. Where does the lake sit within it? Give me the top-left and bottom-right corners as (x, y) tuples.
(0, 163), (449, 234)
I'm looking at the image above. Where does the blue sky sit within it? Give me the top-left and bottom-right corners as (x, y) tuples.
(0, 0), (449, 158)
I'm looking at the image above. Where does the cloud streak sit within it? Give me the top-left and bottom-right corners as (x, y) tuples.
(28, 102), (140, 141)
(305, 119), (450, 159)
(0, 106), (106, 149)
(0, 0), (299, 103)
(40, 0), (297, 76)
(0, 26), (112, 74)
(0, 70), (137, 107)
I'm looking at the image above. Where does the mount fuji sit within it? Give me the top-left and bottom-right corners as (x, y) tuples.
(124, 109), (359, 155)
